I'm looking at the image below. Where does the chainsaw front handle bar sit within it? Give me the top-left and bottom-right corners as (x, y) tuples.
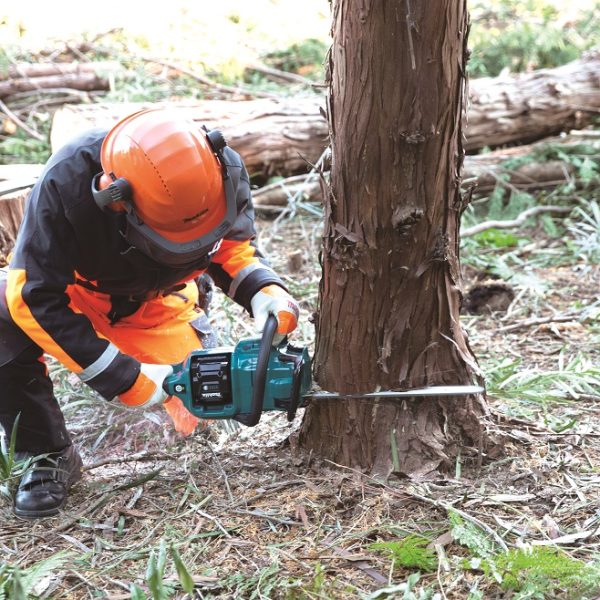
(235, 313), (278, 426)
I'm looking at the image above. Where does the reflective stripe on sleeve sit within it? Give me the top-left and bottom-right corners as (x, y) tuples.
(78, 343), (120, 382)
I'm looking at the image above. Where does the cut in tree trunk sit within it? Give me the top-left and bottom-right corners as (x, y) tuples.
(297, 0), (489, 477)
(49, 55), (600, 176)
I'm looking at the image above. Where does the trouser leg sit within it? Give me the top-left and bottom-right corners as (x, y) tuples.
(0, 345), (71, 454)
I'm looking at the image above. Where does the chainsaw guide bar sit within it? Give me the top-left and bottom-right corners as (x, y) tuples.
(303, 385), (485, 400)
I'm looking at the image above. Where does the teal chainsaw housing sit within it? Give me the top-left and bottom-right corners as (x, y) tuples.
(163, 334), (312, 425)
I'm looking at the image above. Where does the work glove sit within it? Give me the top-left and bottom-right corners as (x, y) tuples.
(117, 363), (173, 408)
(251, 284), (300, 345)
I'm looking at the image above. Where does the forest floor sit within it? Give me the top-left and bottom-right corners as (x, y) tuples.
(1, 208), (599, 600)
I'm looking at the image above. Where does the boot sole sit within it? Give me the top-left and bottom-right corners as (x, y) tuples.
(14, 499), (67, 519)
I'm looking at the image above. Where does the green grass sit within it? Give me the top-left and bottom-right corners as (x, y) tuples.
(0, 552), (75, 600)
(485, 353), (600, 404)
(0, 415), (36, 500)
(370, 535), (438, 573)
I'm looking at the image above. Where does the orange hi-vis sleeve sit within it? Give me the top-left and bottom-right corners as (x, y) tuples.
(118, 371), (157, 406)
(6, 268), (84, 373)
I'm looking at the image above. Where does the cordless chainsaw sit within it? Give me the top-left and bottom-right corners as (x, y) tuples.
(163, 315), (484, 427)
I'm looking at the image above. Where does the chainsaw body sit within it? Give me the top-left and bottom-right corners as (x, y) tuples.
(164, 320), (311, 425)
(163, 316), (485, 428)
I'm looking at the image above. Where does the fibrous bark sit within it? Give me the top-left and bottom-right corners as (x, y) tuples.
(297, 0), (489, 477)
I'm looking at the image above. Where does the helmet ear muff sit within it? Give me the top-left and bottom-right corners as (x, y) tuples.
(91, 172), (133, 212)
(203, 127), (229, 179)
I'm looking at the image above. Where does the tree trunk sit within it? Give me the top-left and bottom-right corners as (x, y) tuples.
(49, 55), (600, 176)
(297, 0), (489, 477)
(0, 191), (28, 267)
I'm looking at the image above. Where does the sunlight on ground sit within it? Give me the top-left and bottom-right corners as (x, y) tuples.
(1, 0), (331, 74)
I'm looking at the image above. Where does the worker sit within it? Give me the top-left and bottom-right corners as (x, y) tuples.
(0, 107), (299, 519)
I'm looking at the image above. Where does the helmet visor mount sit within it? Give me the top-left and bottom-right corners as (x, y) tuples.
(121, 173), (237, 268)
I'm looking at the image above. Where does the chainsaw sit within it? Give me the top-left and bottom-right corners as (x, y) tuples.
(163, 315), (484, 427)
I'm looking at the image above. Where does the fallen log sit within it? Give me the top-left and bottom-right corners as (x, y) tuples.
(466, 54), (600, 149)
(2, 133), (597, 236)
(0, 72), (111, 98)
(1, 61), (121, 80)
(51, 98), (329, 177)
(0, 61), (122, 99)
(251, 132), (600, 209)
(49, 55), (600, 175)
(462, 132), (599, 194)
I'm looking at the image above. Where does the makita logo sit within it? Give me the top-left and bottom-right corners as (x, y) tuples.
(202, 392), (222, 398)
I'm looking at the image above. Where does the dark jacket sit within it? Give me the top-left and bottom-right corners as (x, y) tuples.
(2, 129), (283, 399)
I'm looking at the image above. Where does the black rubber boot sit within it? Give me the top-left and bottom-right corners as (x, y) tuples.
(14, 445), (83, 519)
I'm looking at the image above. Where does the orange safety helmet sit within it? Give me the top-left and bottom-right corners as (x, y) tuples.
(91, 107), (237, 267)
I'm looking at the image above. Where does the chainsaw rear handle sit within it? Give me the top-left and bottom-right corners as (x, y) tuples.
(234, 313), (278, 426)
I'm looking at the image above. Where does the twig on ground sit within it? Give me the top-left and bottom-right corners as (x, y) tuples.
(83, 453), (181, 471)
(494, 313), (579, 333)
(205, 442), (235, 503)
(404, 488), (511, 552)
(232, 508), (302, 527)
(229, 479), (306, 508)
(196, 509), (232, 538)
(0, 98), (45, 141)
(461, 205), (572, 237)
(47, 492), (114, 535)
(246, 63), (317, 87)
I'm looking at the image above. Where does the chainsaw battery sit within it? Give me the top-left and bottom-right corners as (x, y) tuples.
(190, 352), (232, 407)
